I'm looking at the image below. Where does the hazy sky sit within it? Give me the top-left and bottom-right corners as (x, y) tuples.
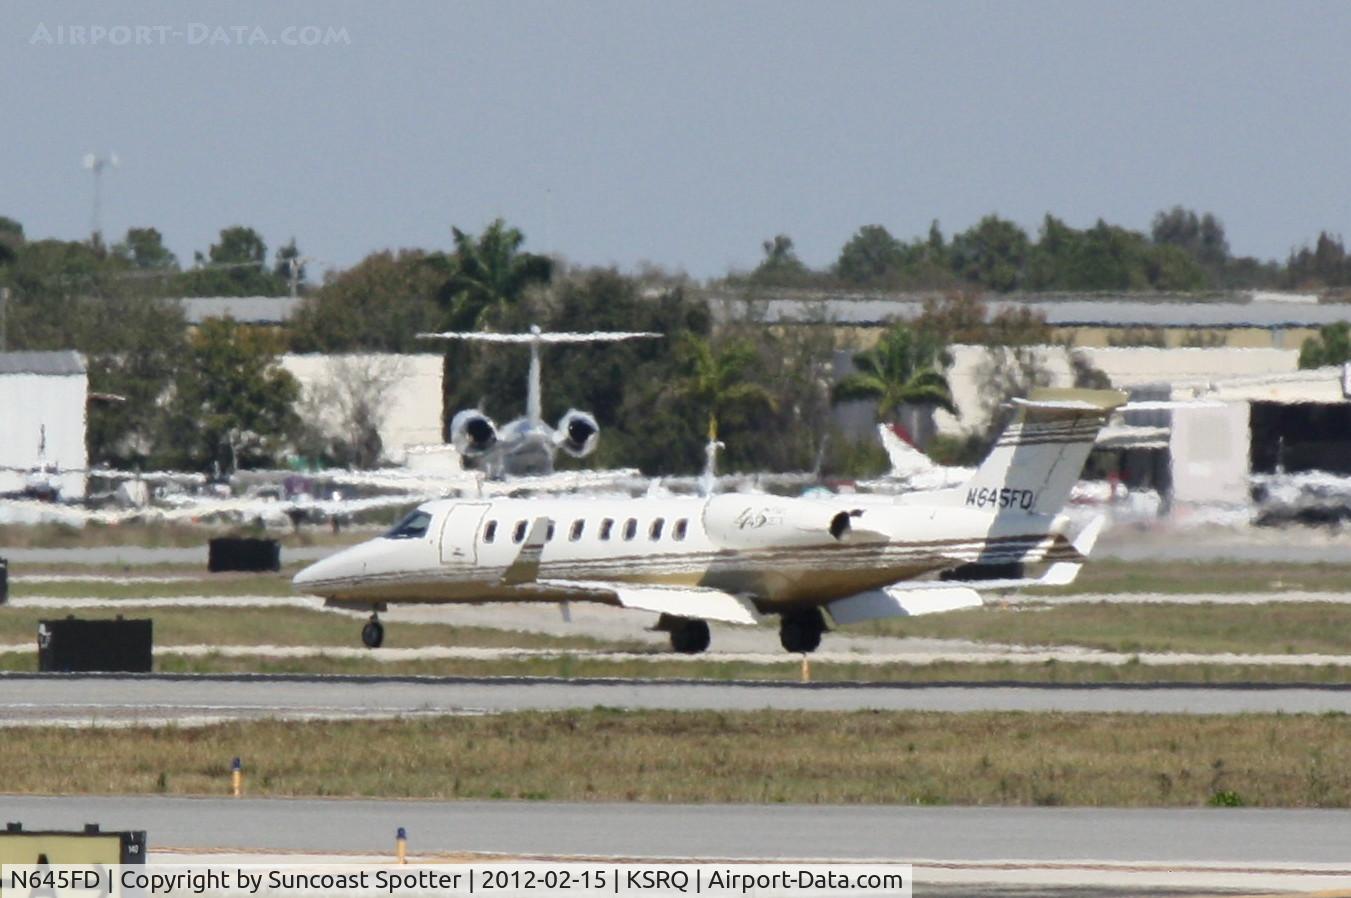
(4, 1), (1349, 281)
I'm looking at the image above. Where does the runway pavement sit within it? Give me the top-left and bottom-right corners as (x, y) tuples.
(3, 673), (1350, 726)
(6, 795), (1351, 892)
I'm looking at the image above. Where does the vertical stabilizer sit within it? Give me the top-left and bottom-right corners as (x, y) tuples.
(956, 388), (1127, 516)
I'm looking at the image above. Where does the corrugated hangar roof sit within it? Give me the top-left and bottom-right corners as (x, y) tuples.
(179, 296), (301, 325)
(0, 350), (86, 376)
(708, 291), (1351, 329)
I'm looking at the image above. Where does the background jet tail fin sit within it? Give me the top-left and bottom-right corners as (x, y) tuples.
(956, 389), (1127, 517)
(877, 423), (940, 479)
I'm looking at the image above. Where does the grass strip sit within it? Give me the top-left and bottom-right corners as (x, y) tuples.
(5, 710), (1348, 807)
(1038, 559), (1351, 595)
(0, 607), (645, 652)
(2, 652), (1347, 684)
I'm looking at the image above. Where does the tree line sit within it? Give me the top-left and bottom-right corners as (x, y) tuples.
(740, 208), (1351, 293)
(3, 208), (1351, 478)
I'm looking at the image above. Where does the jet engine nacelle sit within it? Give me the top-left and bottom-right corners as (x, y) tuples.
(702, 494), (857, 550)
(449, 409), (498, 457)
(555, 409), (599, 458)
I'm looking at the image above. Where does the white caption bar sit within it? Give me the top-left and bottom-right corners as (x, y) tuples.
(2, 864), (912, 898)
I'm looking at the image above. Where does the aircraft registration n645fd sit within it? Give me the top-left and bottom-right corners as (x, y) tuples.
(294, 388), (1124, 653)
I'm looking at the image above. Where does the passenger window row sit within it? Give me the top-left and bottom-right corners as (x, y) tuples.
(484, 516), (690, 545)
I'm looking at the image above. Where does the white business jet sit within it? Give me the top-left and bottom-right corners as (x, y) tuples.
(293, 388), (1124, 652)
(417, 325), (660, 477)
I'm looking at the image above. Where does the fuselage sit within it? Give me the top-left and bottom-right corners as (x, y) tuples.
(293, 491), (1072, 612)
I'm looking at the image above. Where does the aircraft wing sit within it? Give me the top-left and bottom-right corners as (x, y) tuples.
(536, 578), (761, 626)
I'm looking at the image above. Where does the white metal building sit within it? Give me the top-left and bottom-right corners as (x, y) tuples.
(0, 351), (89, 499)
(281, 353), (448, 466)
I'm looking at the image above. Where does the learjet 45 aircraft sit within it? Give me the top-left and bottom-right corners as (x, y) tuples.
(293, 388), (1125, 653)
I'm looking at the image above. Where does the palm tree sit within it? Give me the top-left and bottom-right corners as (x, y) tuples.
(442, 218), (553, 330)
(435, 220), (554, 436)
(832, 323), (956, 444)
(675, 334), (777, 443)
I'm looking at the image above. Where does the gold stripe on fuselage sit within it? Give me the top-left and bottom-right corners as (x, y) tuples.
(311, 530), (1075, 607)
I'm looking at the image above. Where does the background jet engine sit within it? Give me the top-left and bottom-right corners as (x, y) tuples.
(449, 409), (498, 456)
(555, 409), (600, 458)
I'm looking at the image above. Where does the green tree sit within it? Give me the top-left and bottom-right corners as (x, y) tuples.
(0, 232), (188, 464)
(436, 219), (553, 437)
(85, 296), (189, 467)
(289, 249), (449, 352)
(1151, 206), (1229, 268)
(1287, 233), (1350, 288)
(440, 219), (553, 330)
(157, 317), (301, 472)
(1028, 214), (1205, 291)
(114, 227), (178, 270)
(748, 234), (813, 286)
(673, 334), (778, 445)
(0, 216), (24, 266)
(835, 225), (906, 286)
(1298, 321), (1351, 368)
(174, 226), (288, 296)
(832, 323), (956, 422)
(950, 215), (1029, 292)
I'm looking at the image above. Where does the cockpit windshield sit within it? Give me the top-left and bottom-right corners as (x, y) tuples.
(384, 509), (432, 540)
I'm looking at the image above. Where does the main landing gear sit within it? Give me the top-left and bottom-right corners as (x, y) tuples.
(669, 618), (711, 654)
(779, 609), (825, 654)
(361, 613), (385, 649)
(655, 614), (711, 654)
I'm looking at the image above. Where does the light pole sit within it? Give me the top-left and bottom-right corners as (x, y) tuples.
(82, 151), (119, 242)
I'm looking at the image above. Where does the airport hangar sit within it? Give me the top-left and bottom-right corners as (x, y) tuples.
(706, 288), (1351, 513)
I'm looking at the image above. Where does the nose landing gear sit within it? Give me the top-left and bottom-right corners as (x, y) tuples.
(361, 614), (385, 649)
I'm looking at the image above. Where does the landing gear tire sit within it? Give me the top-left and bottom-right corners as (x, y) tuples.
(669, 618), (711, 654)
(779, 610), (824, 654)
(361, 616), (385, 649)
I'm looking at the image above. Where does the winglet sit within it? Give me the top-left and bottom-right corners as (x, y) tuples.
(501, 517), (551, 585)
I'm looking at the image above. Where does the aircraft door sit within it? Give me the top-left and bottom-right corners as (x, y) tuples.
(439, 502), (491, 565)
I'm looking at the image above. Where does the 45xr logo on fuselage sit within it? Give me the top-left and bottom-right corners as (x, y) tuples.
(965, 486), (1036, 511)
(734, 506), (784, 529)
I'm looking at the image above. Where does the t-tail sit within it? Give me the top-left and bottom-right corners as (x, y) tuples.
(954, 388), (1128, 517)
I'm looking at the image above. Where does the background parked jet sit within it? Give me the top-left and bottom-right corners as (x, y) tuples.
(417, 326), (660, 477)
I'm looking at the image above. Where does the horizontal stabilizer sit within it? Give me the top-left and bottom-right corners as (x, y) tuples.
(1009, 392), (1130, 412)
(538, 578), (760, 625)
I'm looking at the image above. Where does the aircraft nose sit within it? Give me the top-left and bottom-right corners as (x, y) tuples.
(292, 546), (364, 594)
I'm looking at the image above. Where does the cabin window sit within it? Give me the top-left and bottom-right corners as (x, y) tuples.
(649, 517), (665, 540)
(385, 510), (431, 540)
(673, 518), (688, 541)
(512, 520), (527, 544)
(623, 518), (638, 541)
(600, 518), (614, 540)
(483, 520), (497, 543)
(569, 519), (585, 541)
(546, 521), (556, 542)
